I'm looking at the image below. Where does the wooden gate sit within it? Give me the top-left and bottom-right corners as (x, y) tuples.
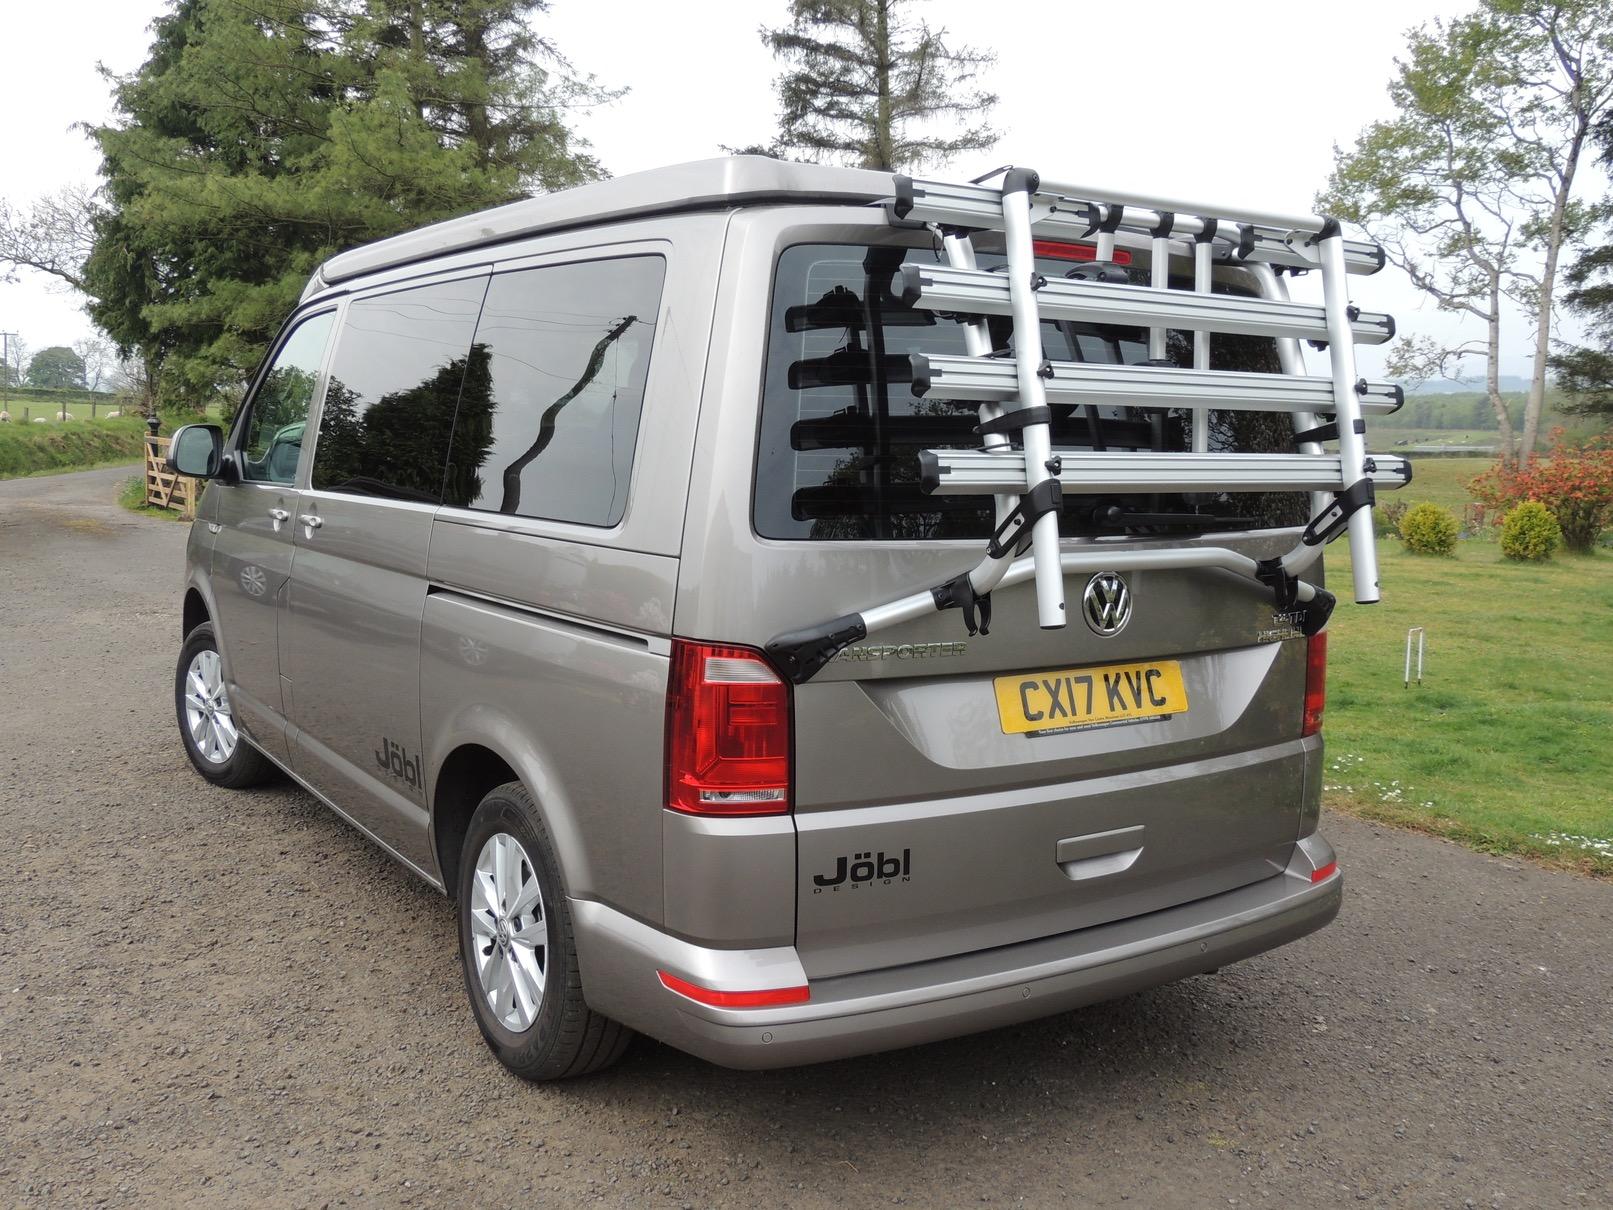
(144, 432), (200, 519)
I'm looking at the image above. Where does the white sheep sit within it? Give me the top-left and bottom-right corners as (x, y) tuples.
(59, 412), (76, 421)
(33, 416), (49, 423)
(104, 409), (122, 419)
(0, 410), (10, 423)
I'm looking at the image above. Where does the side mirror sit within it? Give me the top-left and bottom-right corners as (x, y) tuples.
(167, 423), (224, 478)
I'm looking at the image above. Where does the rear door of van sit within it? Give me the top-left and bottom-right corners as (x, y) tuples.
(678, 210), (1322, 980)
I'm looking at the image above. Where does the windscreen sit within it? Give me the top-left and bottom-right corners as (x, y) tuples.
(755, 242), (1309, 541)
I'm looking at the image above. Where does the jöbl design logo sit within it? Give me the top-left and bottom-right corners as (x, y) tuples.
(812, 849), (911, 892)
(374, 735), (423, 790)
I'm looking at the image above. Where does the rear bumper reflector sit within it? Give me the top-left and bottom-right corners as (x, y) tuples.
(657, 970), (810, 1009)
(1310, 859), (1339, 883)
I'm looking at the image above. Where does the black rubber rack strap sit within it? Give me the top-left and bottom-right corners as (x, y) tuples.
(1065, 262), (1130, 284)
(1253, 562), (1337, 636)
(1254, 557), (1300, 611)
(1303, 477), (1375, 547)
(975, 405), (1053, 438)
(986, 478), (1063, 561)
(931, 572), (992, 636)
(1294, 417), (1364, 445)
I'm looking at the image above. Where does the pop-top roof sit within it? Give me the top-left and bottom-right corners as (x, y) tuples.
(312, 156), (895, 289)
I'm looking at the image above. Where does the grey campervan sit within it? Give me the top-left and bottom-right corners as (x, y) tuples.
(167, 157), (1394, 1079)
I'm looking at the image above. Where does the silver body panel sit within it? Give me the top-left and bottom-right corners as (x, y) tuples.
(185, 160), (1344, 1070)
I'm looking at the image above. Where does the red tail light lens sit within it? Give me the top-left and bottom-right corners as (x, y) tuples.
(1302, 631), (1327, 737)
(665, 640), (791, 816)
(1032, 239), (1133, 265)
(1310, 859), (1339, 883)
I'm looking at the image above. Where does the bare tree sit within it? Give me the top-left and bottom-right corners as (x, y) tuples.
(0, 184), (99, 291)
(1321, 0), (1613, 464)
(108, 356), (153, 414)
(72, 336), (116, 393)
(3, 335), (29, 391)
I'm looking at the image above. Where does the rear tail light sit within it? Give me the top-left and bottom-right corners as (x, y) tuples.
(665, 640), (791, 816)
(657, 970), (809, 1008)
(1302, 630), (1327, 737)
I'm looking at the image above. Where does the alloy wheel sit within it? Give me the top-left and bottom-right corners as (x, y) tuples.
(469, 832), (548, 1032)
(183, 648), (238, 764)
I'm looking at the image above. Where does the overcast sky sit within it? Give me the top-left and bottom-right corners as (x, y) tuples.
(0, 0), (1596, 379)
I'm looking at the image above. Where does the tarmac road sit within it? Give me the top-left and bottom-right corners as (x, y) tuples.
(2, 466), (1610, 1208)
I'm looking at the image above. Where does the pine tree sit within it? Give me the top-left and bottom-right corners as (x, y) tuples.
(1553, 116), (1613, 418)
(82, 0), (608, 411)
(759, 0), (998, 172)
(350, 1), (610, 186)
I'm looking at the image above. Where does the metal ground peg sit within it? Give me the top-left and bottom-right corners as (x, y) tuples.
(1404, 627), (1425, 688)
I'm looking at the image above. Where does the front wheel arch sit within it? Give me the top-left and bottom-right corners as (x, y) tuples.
(183, 586), (211, 640)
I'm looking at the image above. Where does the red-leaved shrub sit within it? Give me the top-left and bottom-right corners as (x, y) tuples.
(1469, 430), (1613, 553)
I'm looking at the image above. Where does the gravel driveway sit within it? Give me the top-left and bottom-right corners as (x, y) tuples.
(1, 466), (1609, 1209)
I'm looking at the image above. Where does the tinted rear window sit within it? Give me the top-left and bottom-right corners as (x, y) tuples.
(755, 243), (1307, 541)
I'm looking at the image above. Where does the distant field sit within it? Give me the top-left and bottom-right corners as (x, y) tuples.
(1380, 428), (1500, 449)
(1393, 456), (1493, 515)
(1, 392), (125, 422)
(1325, 535), (1612, 876)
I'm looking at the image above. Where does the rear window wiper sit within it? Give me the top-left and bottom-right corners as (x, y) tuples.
(1091, 504), (1254, 531)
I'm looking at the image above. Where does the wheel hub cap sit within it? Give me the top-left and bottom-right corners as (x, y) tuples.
(183, 648), (238, 764)
(470, 832), (547, 1032)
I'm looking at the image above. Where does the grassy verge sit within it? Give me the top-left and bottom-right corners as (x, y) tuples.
(115, 473), (189, 521)
(0, 416), (149, 479)
(1325, 533), (1613, 877)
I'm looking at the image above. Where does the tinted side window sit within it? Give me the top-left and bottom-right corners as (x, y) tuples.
(312, 275), (488, 503)
(240, 311), (335, 485)
(443, 256), (665, 527)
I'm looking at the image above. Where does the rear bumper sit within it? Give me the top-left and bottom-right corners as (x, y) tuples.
(573, 833), (1340, 1069)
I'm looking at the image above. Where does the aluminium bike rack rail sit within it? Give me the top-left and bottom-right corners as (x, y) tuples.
(765, 168), (1408, 684)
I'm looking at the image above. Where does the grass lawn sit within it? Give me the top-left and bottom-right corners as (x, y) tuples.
(1325, 533), (1613, 876)
(1389, 456), (1493, 514)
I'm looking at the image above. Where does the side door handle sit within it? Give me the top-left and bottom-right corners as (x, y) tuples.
(268, 507), (290, 533)
(299, 513), (323, 538)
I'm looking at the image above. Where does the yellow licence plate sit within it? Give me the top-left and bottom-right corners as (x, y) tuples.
(993, 660), (1188, 736)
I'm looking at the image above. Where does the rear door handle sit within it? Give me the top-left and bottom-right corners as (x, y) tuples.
(1056, 825), (1145, 881)
(268, 507), (289, 533)
(299, 513), (323, 536)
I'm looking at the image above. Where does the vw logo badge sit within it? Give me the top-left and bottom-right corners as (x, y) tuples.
(1082, 572), (1132, 636)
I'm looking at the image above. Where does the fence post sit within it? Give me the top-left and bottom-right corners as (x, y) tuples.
(145, 416), (161, 510)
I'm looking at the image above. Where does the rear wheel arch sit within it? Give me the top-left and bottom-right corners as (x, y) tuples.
(432, 744), (520, 893)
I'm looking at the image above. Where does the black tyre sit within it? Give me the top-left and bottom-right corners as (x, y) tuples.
(175, 622), (277, 789)
(457, 781), (632, 1080)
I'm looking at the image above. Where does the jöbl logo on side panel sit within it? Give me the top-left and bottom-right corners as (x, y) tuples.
(373, 734), (423, 791)
(812, 849), (911, 892)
